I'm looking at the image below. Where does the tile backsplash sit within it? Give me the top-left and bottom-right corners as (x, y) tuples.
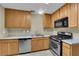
(53, 28), (79, 39)
(6, 28), (53, 36)
(6, 29), (31, 36)
(5, 28), (79, 40)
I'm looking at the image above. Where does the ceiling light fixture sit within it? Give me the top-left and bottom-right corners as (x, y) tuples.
(38, 9), (44, 14)
(45, 3), (49, 4)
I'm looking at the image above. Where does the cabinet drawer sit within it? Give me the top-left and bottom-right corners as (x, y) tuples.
(62, 42), (71, 48)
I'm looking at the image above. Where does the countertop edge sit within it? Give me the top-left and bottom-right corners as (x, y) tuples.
(62, 40), (79, 45)
(0, 36), (50, 40)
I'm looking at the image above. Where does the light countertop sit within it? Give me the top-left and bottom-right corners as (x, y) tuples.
(62, 39), (79, 45)
(0, 35), (50, 39)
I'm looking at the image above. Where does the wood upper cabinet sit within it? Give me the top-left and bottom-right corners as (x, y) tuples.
(5, 8), (31, 29)
(51, 10), (60, 28)
(25, 12), (31, 28)
(51, 14), (54, 28)
(0, 40), (19, 56)
(31, 37), (49, 52)
(5, 9), (16, 28)
(59, 4), (68, 18)
(60, 3), (78, 28)
(69, 3), (78, 28)
(53, 10), (60, 21)
(43, 14), (52, 29)
(51, 3), (78, 28)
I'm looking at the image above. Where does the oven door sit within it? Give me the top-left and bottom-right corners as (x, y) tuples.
(50, 40), (60, 56)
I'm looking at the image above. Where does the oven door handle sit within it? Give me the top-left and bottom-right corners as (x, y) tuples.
(50, 40), (60, 44)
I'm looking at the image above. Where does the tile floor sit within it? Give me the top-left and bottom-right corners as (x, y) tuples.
(18, 50), (54, 56)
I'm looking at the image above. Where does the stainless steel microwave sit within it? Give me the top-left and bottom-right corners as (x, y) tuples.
(54, 17), (68, 28)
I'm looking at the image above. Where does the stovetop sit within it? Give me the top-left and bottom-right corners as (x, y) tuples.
(50, 35), (72, 42)
(50, 35), (61, 42)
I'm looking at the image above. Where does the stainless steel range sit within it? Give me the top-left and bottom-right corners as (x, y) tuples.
(50, 32), (73, 56)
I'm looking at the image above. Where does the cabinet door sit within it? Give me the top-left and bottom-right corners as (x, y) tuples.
(69, 3), (78, 27)
(16, 11), (31, 28)
(31, 38), (39, 51)
(31, 38), (44, 51)
(0, 40), (19, 56)
(43, 38), (49, 49)
(39, 39), (44, 50)
(54, 10), (60, 21)
(8, 41), (19, 55)
(60, 4), (68, 18)
(15, 11), (25, 28)
(25, 12), (31, 29)
(62, 42), (71, 56)
(52, 10), (60, 28)
(51, 14), (54, 28)
(1, 43), (8, 56)
(5, 9), (17, 28)
(62, 48), (71, 56)
(60, 6), (65, 18)
(0, 40), (9, 56)
(5, 9), (22, 28)
(43, 14), (52, 29)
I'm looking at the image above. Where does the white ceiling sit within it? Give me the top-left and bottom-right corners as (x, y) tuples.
(0, 3), (65, 14)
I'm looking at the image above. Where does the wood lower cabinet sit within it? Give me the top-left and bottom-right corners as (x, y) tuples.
(8, 41), (19, 55)
(31, 38), (43, 51)
(1, 42), (8, 56)
(43, 38), (49, 49)
(62, 42), (71, 56)
(31, 37), (49, 52)
(0, 40), (19, 56)
(62, 42), (79, 56)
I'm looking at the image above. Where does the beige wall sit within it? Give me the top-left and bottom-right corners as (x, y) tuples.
(0, 5), (5, 37)
(30, 14), (53, 35)
(30, 14), (44, 34)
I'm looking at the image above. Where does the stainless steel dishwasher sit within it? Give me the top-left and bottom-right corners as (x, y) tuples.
(19, 38), (32, 53)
